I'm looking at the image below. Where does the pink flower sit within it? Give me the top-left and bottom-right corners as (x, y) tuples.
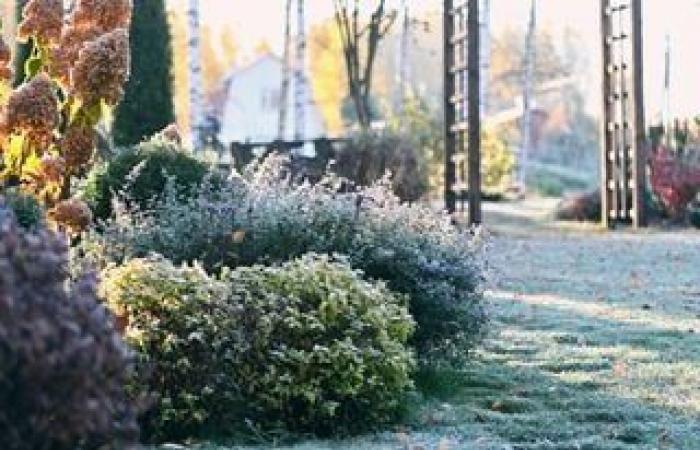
(72, 29), (130, 106)
(48, 198), (93, 234)
(6, 74), (59, 149)
(17, 0), (64, 46)
(60, 125), (97, 171)
(72, 0), (133, 33)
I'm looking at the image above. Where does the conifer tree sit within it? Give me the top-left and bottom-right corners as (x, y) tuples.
(113, 0), (175, 146)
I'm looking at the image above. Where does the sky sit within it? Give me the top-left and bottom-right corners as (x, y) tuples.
(167, 0), (700, 119)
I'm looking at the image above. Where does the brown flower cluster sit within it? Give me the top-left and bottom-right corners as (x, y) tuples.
(50, 25), (103, 88)
(48, 198), (93, 235)
(60, 124), (97, 171)
(38, 154), (66, 183)
(48, 0), (132, 100)
(17, 0), (64, 46)
(72, 0), (133, 33)
(72, 29), (130, 106)
(6, 74), (59, 149)
(158, 123), (183, 145)
(0, 36), (12, 82)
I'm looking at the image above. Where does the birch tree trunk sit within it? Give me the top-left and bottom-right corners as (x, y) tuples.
(518, 0), (536, 187)
(278, 0), (293, 141)
(294, 0), (306, 141)
(187, 0), (204, 150)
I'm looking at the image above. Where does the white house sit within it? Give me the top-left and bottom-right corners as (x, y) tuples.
(212, 54), (326, 145)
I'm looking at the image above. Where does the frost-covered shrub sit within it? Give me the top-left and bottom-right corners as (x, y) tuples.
(81, 175), (245, 272)
(82, 136), (210, 220)
(221, 254), (415, 435)
(0, 208), (139, 450)
(100, 257), (241, 442)
(237, 158), (487, 364)
(84, 156), (486, 365)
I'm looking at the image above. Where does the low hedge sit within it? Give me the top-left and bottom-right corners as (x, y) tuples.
(101, 254), (415, 440)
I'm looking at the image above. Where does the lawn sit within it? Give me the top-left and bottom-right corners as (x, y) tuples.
(180, 216), (700, 449)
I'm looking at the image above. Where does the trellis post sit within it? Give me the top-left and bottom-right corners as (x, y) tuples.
(600, 0), (646, 228)
(444, 0), (481, 225)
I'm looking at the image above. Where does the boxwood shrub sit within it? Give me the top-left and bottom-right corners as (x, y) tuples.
(221, 254), (415, 435)
(81, 136), (210, 220)
(100, 257), (240, 442)
(101, 254), (414, 440)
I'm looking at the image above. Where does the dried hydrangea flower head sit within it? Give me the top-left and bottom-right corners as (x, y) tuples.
(39, 154), (66, 183)
(48, 198), (93, 235)
(60, 124), (97, 171)
(0, 36), (11, 83)
(72, 29), (130, 106)
(6, 73), (59, 149)
(17, 0), (64, 46)
(73, 0), (133, 33)
(0, 36), (10, 66)
(49, 25), (102, 88)
(158, 123), (183, 145)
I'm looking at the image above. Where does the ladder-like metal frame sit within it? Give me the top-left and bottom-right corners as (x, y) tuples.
(444, 0), (481, 224)
(600, 0), (646, 228)
(444, 0), (646, 228)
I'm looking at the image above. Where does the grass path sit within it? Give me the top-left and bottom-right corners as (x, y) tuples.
(181, 217), (700, 450)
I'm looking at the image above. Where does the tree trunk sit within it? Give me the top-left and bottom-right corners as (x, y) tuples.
(187, 0), (204, 150)
(294, 0), (306, 141)
(518, 0), (536, 187)
(278, 0), (292, 141)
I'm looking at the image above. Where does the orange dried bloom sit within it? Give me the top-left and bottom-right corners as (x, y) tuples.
(39, 154), (66, 183)
(17, 0), (64, 46)
(73, 0), (132, 33)
(0, 36), (11, 65)
(60, 125), (96, 170)
(0, 66), (13, 84)
(0, 36), (12, 83)
(6, 74), (59, 149)
(49, 24), (102, 88)
(48, 198), (93, 234)
(72, 29), (130, 106)
(158, 123), (182, 145)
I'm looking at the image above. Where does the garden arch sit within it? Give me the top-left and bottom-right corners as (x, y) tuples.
(444, 0), (646, 228)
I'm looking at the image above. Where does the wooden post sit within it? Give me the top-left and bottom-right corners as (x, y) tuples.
(630, 0), (646, 228)
(599, 0), (611, 228)
(444, 0), (457, 213)
(467, 0), (481, 225)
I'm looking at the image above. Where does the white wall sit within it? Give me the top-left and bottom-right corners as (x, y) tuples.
(218, 55), (326, 144)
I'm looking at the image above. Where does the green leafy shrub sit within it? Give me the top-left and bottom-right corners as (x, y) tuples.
(334, 130), (430, 202)
(101, 254), (414, 439)
(0, 208), (139, 449)
(84, 156), (486, 365)
(2, 188), (44, 230)
(220, 254), (415, 435)
(81, 136), (210, 220)
(100, 257), (240, 442)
